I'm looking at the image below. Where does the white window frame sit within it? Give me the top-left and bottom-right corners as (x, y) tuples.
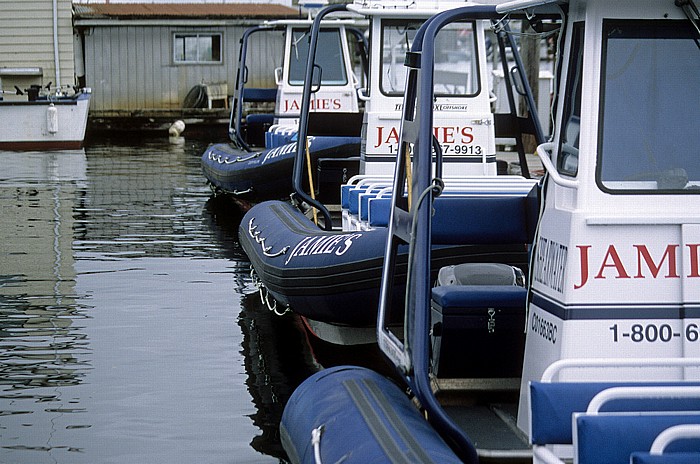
(173, 32), (223, 64)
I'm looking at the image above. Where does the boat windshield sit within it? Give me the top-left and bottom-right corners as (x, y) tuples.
(380, 20), (479, 96)
(597, 20), (700, 193)
(288, 28), (349, 86)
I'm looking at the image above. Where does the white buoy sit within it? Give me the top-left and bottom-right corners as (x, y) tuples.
(47, 103), (58, 134)
(168, 119), (185, 137)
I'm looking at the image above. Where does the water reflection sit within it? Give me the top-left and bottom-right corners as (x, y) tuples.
(0, 150), (87, 391)
(0, 139), (315, 463)
(0, 149), (91, 461)
(237, 290), (319, 459)
(204, 193), (319, 459)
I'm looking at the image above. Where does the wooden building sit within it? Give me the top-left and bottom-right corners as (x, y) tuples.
(0, 0), (77, 95)
(73, 2), (302, 133)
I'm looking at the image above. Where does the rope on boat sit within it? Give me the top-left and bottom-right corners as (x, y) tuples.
(251, 266), (290, 316)
(404, 178), (444, 334)
(248, 218), (290, 258)
(227, 152), (261, 164)
(311, 426), (324, 464)
(230, 188), (253, 196)
(208, 150), (260, 164)
(404, 143), (413, 209)
(305, 137), (319, 226)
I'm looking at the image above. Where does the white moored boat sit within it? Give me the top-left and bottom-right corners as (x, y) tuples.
(0, 86), (91, 150)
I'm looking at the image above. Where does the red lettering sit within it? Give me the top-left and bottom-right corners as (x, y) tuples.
(594, 245), (631, 280)
(384, 127), (399, 145)
(633, 244), (680, 279)
(285, 100), (300, 112)
(375, 126), (384, 149)
(574, 245), (591, 289)
(431, 127), (458, 144)
(460, 126), (474, 144)
(333, 99), (341, 110)
(688, 244), (700, 278)
(443, 127), (455, 144)
(576, 243), (699, 288)
(374, 126), (399, 148)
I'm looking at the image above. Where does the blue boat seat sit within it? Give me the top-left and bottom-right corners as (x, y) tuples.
(370, 192), (540, 244)
(347, 183), (391, 215)
(573, 386), (700, 464)
(360, 187), (391, 221)
(245, 113), (274, 147)
(529, 381), (700, 446)
(632, 452), (700, 464)
(246, 113), (274, 125)
(422, 181), (539, 379)
(264, 124), (297, 149)
(630, 424), (700, 464)
(575, 412), (700, 464)
(362, 178), (539, 241)
(340, 176), (392, 210)
(238, 88), (277, 147)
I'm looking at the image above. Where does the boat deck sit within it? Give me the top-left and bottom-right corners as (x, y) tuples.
(435, 379), (532, 462)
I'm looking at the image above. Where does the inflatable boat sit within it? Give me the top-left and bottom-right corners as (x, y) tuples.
(281, 1), (700, 463)
(240, 0), (544, 344)
(241, 199), (533, 326)
(202, 16), (367, 205)
(202, 135), (360, 204)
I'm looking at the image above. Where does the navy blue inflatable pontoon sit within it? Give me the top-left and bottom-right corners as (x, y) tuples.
(202, 135), (360, 204)
(280, 366), (462, 464)
(239, 200), (530, 326)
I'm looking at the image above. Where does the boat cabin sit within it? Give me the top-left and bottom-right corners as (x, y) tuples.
(348, 0), (500, 178)
(231, 17), (366, 149)
(515, 0), (700, 434)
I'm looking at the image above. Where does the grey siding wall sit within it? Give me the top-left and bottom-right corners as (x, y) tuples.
(0, 0), (75, 91)
(83, 25), (284, 112)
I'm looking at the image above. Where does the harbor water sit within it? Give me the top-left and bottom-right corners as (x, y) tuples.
(0, 137), (321, 463)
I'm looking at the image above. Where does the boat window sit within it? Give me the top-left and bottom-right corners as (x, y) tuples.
(597, 20), (700, 193)
(173, 33), (222, 64)
(380, 20), (479, 97)
(288, 28), (348, 86)
(557, 22), (584, 177)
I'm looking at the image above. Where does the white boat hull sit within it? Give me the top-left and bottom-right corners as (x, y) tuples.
(0, 91), (91, 150)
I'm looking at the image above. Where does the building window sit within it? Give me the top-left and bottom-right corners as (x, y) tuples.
(174, 33), (222, 63)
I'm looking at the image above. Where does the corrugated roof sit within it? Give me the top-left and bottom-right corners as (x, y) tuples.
(74, 3), (301, 20)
